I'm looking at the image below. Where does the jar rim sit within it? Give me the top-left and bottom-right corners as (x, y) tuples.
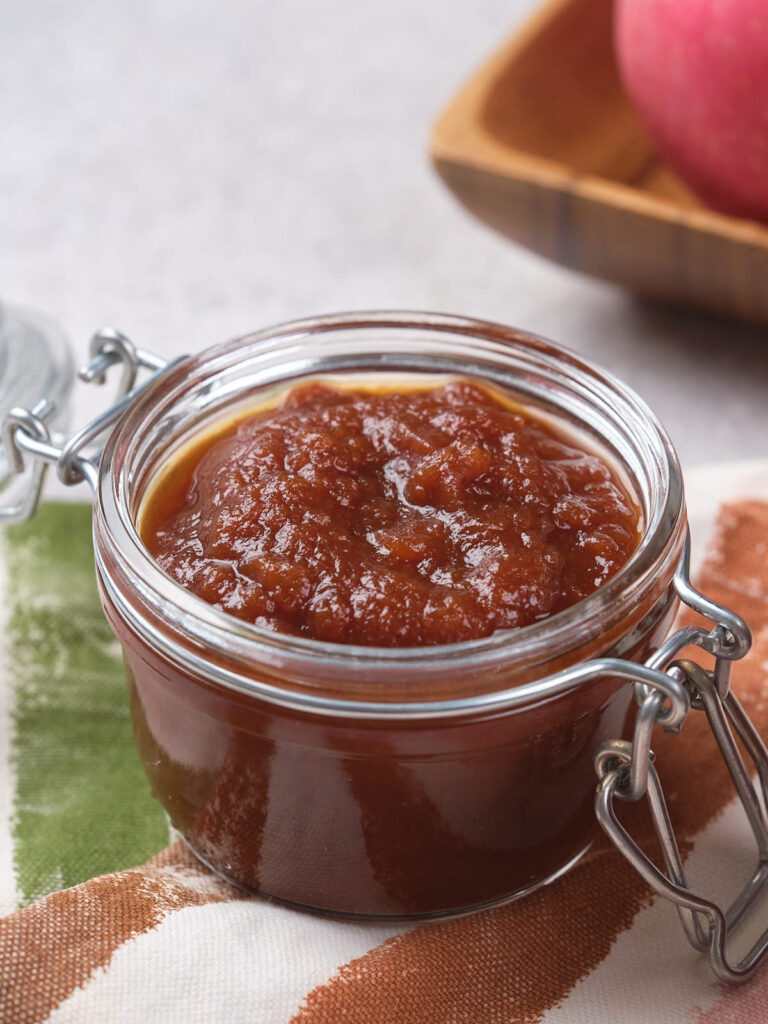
(94, 310), (686, 712)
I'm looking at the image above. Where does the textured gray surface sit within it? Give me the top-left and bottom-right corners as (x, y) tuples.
(2, 0), (766, 478)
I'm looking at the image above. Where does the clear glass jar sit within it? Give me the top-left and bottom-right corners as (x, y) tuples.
(90, 312), (686, 918)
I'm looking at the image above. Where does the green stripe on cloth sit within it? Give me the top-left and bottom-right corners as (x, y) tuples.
(4, 503), (167, 906)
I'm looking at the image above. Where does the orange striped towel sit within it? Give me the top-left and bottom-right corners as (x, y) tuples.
(3, 460), (768, 1023)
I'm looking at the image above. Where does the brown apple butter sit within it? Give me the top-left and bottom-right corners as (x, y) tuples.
(139, 379), (640, 646)
(95, 348), (682, 919)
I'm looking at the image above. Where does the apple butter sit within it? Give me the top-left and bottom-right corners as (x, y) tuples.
(140, 379), (640, 646)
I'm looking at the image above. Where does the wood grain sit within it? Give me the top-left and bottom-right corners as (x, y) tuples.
(431, 0), (768, 324)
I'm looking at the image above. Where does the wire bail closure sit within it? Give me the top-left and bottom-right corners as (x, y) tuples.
(0, 329), (765, 982)
(595, 536), (765, 984)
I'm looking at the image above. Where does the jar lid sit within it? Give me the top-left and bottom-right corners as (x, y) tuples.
(0, 304), (74, 477)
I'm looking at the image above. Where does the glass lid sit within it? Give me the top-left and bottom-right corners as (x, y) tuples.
(0, 303), (74, 477)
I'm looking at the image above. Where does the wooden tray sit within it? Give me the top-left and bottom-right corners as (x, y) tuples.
(431, 0), (768, 325)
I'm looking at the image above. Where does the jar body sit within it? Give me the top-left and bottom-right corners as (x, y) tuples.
(92, 312), (686, 919)
(99, 588), (677, 917)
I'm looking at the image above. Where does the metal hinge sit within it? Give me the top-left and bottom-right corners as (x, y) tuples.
(0, 328), (175, 522)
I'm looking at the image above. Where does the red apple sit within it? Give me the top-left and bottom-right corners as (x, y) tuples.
(614, 0), (768, 222)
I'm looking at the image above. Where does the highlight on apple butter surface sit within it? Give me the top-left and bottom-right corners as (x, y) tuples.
(138, 378), (642, 647)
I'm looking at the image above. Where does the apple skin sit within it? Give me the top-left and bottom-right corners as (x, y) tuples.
(614, 0), (768, 222)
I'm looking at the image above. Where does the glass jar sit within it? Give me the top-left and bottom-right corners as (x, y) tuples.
(86, 312), (685, 918)
(4, 311), (764, 978)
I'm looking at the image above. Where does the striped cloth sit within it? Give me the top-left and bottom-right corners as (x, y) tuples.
(3, 460), (768, 1023)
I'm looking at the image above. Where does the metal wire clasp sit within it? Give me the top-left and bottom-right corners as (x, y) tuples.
(0, 328), (175, 523)
(595, 532), (765, 983)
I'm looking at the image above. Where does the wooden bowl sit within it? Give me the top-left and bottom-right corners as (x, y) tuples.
(431, 0), (768, 324)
